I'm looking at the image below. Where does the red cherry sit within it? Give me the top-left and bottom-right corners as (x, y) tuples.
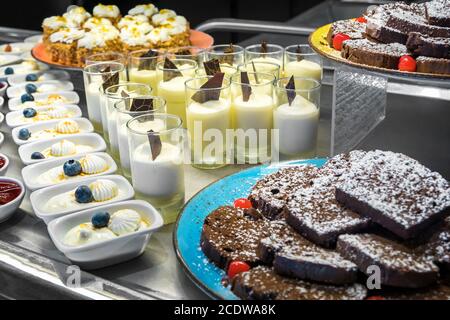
(233, 198), (252, 209)
(366, 296), (385, 300)
(227, 261), (251, 279)
(355, 16), (367, 23)
(398, 55), (416, 72)
(333, 33), (351, 51)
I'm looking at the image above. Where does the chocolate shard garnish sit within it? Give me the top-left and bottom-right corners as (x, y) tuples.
(296, 45), (303, 62)
(251, 61), (260, 84)
(286, 75), (296, 106)
(147, 130), (162, 161)
(261, 40), (268, 54)
(138, 49), (158, 71)
(129, 97), (154, 112)
(121, 90), (131, 109)
(100, 66), (111, 80)
(102, 71), (119, 92)
(163, 57), (183, 82)
(241, 71), (252, 102)
(220, 43), (235, 65)
(191, 72), (225, 103)
(203, 59), (221, 76)
(175, 48), (192, 56)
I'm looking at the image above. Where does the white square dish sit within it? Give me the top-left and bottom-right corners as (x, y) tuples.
(18, 133), (106, 165)
(47, 200), (163, 269)
(30, 175), (135, 224)
(22, 152), (117, 191)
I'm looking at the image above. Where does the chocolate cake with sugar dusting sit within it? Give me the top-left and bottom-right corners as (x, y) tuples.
(326, 20), (365, 46)
(258, 220), (359, 285)
(335, 150), (450, 240)
(407, 32), (450, 59)
(386, 10), (450, 38)
(425, 0), (450, 27)
(416, 56), (450, 74)
(231, 266), (367, 300)
(426, 217), (450, 276)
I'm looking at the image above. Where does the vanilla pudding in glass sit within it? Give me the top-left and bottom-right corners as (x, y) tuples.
(185, 75), (231, 169)
(245, 43), (284, 72)
(195, 63), (237, 79)
(238, 61), (281, 79)
(83, 62), (125, 133)
(114, 96), (166, 178)
(84, 52), (126, 66)
(103, 83), (152, 162)
(273, 77), (320, 160)
(206, 44), (245, 68)
(127, 114), (184, 224)
(284, 44), (323, 84)
(128, 49), (164, 94)
(156, 58), (197, 128)
(231, 72), (276, 164)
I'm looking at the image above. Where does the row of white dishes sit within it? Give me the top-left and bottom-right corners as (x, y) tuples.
(2, 63), (163, 269)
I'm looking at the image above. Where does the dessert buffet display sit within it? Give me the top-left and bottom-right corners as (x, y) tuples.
(175, 151), (450, 300)
(309, 0), (450, 78)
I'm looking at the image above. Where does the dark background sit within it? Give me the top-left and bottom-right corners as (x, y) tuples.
(0, 0), (320, 43)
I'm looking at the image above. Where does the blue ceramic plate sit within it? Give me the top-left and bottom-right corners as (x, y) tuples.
(174, 158), (327, 300)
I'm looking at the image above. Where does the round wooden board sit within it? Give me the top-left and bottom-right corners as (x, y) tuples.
(31, 29), (214, 71)
(308, 20), (450, 81)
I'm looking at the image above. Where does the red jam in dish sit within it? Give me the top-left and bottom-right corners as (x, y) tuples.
(0, 157), (5, 169)
(0, 181), (22, 205)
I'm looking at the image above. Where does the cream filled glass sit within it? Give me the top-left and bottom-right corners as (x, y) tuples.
(284, 44), (323, 83)
(114, 96), (166, 178)
(128, 49), (164, 94)
(273, 77), (320, 160)
(127, 114), (184, 224)
(195, 63), (237, 79)
(238, 61), (280, 79)
(83, 62), (125, 132)
(231, 71), (276, 164)
(165, 46), (206, 65)
(206, 44), (245, 67)
(245, 43), (284, 71)
(185, 74), (231, 169)
(156, 58), (197, 128)
(84, 52), (126, 66)
(103, 83), (152, 161)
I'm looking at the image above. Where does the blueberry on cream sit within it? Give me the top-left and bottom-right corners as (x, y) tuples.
(26, 74), (38, 81)
(21, 93), (35, 103)
(63, 159), (82, 176)
(25, 83), (37, 94)
(18, 128), (31, 140)
(75, 185), (93, 203)
(23, 107), (37, 118)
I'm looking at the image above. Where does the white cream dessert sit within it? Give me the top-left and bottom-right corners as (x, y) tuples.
(152, 9), (176, 25)
(83, 17), (113, 30)
(37, 154), (109, 185)
(284, 59), (322, 82)
(128, 68), (157, 93)
(17, 94), (70, 110)
(78, 25), (120, 50)
(42, 16), (69, 32)
(36, 83), (63, 93)
(49, 27), (85, 44)
(63, 208), (148, 246)
(43, 179), (120, 213)
(63, 6), (91, 27)
(40, 139), (93, 158)
(15, 106), (75, 125)
(93, 4), (120, 20)
(24, 119), (80, 142)
(4, 61), (41, 76)
(128, 4), (158, 18)
(117, 15), (148, 29)
(274, 95), (319, 158)
(248, 56), (282, 72)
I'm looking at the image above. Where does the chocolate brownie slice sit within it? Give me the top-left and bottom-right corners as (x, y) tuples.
(337, 234), (439, 288)
(416, 56), (450, 75)
(426, 218), (450, 275)
(425, 0), (450, 27)
(258, 220), (359, 285)
(249, 165), (318, 220)
(406, 32), (450, 59)
(200, 206), (277, 269)
(386, 10), (450, 38)
(341, 39), (408, 69)
(326, 20), (365, 46)
(335, 150), (450, 240)
(231, 266), (367, 300)
(364, 1), (425, 19)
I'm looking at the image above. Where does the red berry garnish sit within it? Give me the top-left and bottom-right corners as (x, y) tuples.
(233, 198), (252, 209)
(228, 261), (251, 279)
(333, 33), (351, 51)
(355, 16), (367, 23)
(366, 296), (385, 300)
(398, 55), (416, 72)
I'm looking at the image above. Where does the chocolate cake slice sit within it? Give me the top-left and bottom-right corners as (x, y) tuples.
(425, 0), (450, 27)
(200, 206), (278, 269)
(231, 266), (367, 300)
(326, 20), (365, 46)
(249, 165), (318, 220)
(341, 39), (408, 69)
(426, 218), (450, 275)
(386, 10), (450, 38)
(258, 220), (359, 285)
(406, 32), (450, 59)
(366, 20), (408, 44)
(337, 234), (439, 288)
(416, 56), (450, 75)
(335, 150), (450, 240)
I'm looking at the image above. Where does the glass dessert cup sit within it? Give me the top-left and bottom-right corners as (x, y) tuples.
(102, 83), (153, 163)
(185, 76), (232, 170)
(206, 44), (245, 67)
(195, 64), (237, 79)
(127, 114), (185, 224)
(128, 49), (165, 94)
(230, 71), (276, 164)
(113, 96), (166, 179)
(84, 52), (127, 66)
(238, 61), (281, 79)
(83, 62), (126, 133)
(244, 43), (284, 70)
(273, 77), (321, 161)
(156, 58), (198, 128)
(284, 44), (323, 82)
(165, 46), (206, 65)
